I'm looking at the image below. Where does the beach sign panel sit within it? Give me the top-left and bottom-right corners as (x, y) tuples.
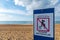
(33, 8), (54, 40)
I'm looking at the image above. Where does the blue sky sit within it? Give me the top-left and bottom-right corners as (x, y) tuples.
(0, 0), (60, 21)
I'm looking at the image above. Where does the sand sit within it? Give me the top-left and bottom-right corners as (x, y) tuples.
(0, 24), (59, 40)
(0, 24), (33, 40)
(55, 24), (60, 40)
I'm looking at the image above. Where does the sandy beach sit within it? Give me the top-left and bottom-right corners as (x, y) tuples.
(0, 24), (33, 40)
(55, 24), (60, 40)
(0, 24), (59, 40)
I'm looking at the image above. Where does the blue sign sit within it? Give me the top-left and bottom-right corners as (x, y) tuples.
(33, 8), (55, 40)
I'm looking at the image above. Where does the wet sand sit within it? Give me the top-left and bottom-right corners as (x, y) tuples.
(0, 24), (59, 40)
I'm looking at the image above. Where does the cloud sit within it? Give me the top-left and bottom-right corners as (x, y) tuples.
(14, 0), (48, 10)
(13, 0), (49, 15)
(14, 0), (48, 16)
(55, 4), (60, 16)
(13, 0), (59, 17)
(48, 0), (58, 5)
(26, 1), (44, 10)
(14, 0), (25, 7)
(54, 3), (60, 21)
(0, 0), (59, 21)
(14, 0), (59, 10)
(0, 14), (14, 21)
(0, 13), (32, 21)
(0, 7), (32, 21)
(0, 8), (32, 16)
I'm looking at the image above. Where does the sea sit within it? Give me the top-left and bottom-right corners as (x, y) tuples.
(55, 21), (60, 24)
(0, 21), (59, 24)
(0, 21), (33, 24)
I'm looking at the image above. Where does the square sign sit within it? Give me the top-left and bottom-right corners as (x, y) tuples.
(34, 8), (54, 40)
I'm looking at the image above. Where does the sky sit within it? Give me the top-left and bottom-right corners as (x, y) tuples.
(0, 0), (60, 21)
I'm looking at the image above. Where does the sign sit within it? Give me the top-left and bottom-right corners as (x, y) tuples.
(33, 8), (54, 40)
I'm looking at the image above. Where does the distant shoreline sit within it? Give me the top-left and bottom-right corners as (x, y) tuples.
(0, 21), (59, 24)
(0, 23), (59, 25)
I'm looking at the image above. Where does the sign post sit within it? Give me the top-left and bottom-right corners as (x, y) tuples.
(33, 8), (54, 40)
